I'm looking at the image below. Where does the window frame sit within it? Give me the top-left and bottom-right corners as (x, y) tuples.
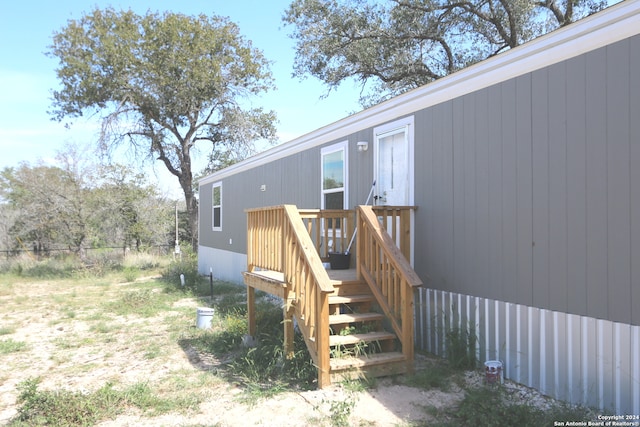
(320, 141), (348, 211)
(212, 181), (222, 231)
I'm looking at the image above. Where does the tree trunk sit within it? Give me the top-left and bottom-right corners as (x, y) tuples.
(187, 192), (198, 252)
(180, 177), (198, 252)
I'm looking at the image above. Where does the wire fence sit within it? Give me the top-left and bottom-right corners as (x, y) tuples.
(0, 245), (175, 260)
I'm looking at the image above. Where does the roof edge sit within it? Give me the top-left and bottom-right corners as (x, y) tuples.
(200, 0), (640, 186)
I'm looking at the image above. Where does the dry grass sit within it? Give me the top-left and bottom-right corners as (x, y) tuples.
(0, 258), (594, 427)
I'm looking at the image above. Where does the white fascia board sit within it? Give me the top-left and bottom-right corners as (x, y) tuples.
(199, 0), (640, 187)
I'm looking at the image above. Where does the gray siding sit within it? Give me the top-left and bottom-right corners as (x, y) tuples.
(199, 137), (381, 255)
(199, 33), (639, 326)
(632, 33), (640, 329)
(200, 150), (320, 254)
(414, 35), (640, 325)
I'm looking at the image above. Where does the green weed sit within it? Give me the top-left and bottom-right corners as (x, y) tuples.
(328, 398), (355, 427)
(104, 288), (171, 317)
(90, 321), (116, 334)
(0, 325), (16, 335)
(53, 335), (95, 350)
(440, 386), (594, 427)
(10, 378), (124, 426)
(192, 299), (318, 395)
(143, 343), (162, 359)
(445, 323), (477, 370)
(0, 338), (29, 354)
(9, 377), (202, 426)
(119, 381), (201, 415)
(211, 281), (244, 295)
(122, 266), (139, 282)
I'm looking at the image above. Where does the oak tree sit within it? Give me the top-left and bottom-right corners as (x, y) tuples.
(48, 8), (278, 248)
(283, 0), (608, 105)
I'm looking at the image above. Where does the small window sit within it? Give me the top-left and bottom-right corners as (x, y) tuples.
(321, 142), (348, 236)
(212, 182), (222, 231)
(321, 142), (348, 210)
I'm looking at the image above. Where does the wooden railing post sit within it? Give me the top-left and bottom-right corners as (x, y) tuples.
(316, 292), (330, 388)
(283, 285), (295, 359)
(401, 280), (414, 371)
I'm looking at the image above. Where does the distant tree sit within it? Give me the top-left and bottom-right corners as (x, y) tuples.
(283, 0), (609, 105)
(0, 203), (18, 256)
(0, 145), (173, 256)
(47, 8), (278, 249)
(90, 164), (173, 251)
(0, 158), (90, 254)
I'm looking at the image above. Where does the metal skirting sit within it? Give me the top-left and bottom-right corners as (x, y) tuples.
(416, 288), (640, 415)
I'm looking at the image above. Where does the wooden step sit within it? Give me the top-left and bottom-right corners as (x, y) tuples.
(330, 351), (406, 370)
(329, 331), (396, 347)
(329, 282), (371, 296)
(329, 312), (384, 325)
(326, 268), (359, 284)
(328, 294), (373, 305)
(329, 351), (409, 382)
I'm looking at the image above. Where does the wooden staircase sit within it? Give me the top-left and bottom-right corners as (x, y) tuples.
(327, 272), (408, 383)
(244, 204), (422, 387)
(243, 268), (410, 383)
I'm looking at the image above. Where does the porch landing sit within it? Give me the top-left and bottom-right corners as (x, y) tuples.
(242, 268), (359, 298)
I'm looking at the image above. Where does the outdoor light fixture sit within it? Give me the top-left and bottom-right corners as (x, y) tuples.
(357, 141), (368, 152)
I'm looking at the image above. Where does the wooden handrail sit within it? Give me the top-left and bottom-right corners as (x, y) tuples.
(246, 205), (334, 387)
(356, 205), (422, 365)
(282, 205), (334, 293)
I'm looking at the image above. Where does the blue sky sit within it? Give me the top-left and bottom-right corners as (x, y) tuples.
(0, 0), (362, 197)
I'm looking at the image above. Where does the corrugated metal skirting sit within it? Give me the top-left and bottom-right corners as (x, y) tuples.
(416, 288), (640, 415)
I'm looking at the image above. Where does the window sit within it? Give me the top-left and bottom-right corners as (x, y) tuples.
(321, 142), (348, 210)
(212, 182), (222, 231)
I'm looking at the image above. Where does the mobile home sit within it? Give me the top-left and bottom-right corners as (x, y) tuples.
(199, 0), (640, 412)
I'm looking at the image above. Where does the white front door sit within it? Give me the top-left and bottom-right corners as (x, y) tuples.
(375, 126), (410, 206)
(373, 118), (415, 265)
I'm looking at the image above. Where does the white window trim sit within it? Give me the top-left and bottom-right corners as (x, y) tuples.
(320, 140), (349, 210)
(212, 181), (222, 231)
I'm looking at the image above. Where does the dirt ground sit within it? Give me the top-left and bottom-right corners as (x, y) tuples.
(0, 276), (555, 426)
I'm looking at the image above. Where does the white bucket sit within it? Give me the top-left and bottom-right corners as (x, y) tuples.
(196, 307), (214, 329)
(484, 360), (503, 384)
